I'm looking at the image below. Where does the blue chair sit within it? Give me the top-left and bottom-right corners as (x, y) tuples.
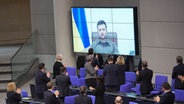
(175, 89), (184, 102)
(21, 90), (28, 97)
(98, 69), (103, 76)
(77, 77), (86, 87)
(120, 83), (132, 93)
(70, 76), (78, 87)
(88, 95), (96, 104)
(125, 72), (136, 87)
(150, 75), (168, 95)
(129, 101), (138, 104)
(131, 83), (141, 95)
(79, 68), (86, 78)
(64, 95), (76, 104)
(66, 67), (76, 76)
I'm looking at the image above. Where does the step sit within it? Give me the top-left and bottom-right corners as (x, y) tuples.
(0, 73), (11, 80)
(0, 66), (11, 73)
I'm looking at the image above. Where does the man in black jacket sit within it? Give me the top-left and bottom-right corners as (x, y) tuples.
(172, 56), (184, 89)
(44, 82), (60, 104)
(136, 60), (153, 96)
(56, 66), (71, 102)
(74, 86), (92, 104)
(154, 82), (175, 104)
(35, 63), (51, 99)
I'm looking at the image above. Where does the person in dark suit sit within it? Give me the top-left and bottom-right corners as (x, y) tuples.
(56, 66), (71, 102)
(89, 75), (105, 104)
(6, 82), (21, 104)
(74, 86), (92, 104)
(44, 82), (60, 104)
(154, 82), (175, 104)
(53, 54), (65, 79)
(136, 60), (153, 96)
(35, 63), (51, 99)
(172, 56), (184, 89)
(103, 56), (119, 91)
(115, 56), (126, 86)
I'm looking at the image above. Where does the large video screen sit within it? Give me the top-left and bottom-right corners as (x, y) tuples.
(71, 7), (138, 56)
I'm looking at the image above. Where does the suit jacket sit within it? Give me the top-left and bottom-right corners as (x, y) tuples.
(116, 64), (126, 85)
(159, 91), (175, 104)
(44, 90), (60, 104)
(103, 63), (118, 86)
(85, 62), (97, 79)
(35, 71), (50, 94)
(93, 84), (105, 104)
(74, 95), (92, 104)
(53, 61), (64, 79)
(7, 91), (21, 104)
(172, 63), (184, 89)
(56, 74), (71, 97)
(136, 68), (153, 93)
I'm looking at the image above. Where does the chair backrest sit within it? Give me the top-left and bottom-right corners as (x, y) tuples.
(70, 76), (78, 87)
(64, 95), (76, 104)
(92, 32), (118, 46)
(154, 75), (168, 91)
(88, 95), (96, 104)
(66, 67), (76, 76)
(175, 89), (184, 102)
(21, 90), (28, 97)
(129, 102), (138, 104)
(79, 68), (86, 78)
(98, 69), (103, 76)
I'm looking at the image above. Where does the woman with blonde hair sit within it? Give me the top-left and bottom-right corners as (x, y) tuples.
(53, 54), (65, 79)
(115, 56), (126, 86)
(7, 82), (21, 104)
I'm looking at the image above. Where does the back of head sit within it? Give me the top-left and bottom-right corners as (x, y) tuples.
(86, 55), (94, 62)
(115, 56), (125, 65)
(47, 82), (54, 89)
(107, 55), (114, 63)
(56, 54), (63, 61)
(88, 48), (94, 55)
(142, 60), (148, 68)
(60, 66), (66, 74)
(176, 56), (183, 64)
(162, 82), (171, 90)
(115, 96), (123, 104)
(7, 82), (16, 92)
(79, 86), (87, 95)
(39, 63), (45, 70)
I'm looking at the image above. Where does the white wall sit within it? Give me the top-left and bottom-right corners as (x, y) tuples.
(140, 0), (184, 83)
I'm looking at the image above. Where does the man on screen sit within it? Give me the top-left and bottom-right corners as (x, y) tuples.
(91, 20), (119, 54)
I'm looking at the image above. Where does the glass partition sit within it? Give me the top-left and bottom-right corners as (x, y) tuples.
(11, 32), (37, 81)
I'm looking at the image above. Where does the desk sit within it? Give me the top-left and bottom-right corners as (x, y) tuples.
(21, 98), (44, 104)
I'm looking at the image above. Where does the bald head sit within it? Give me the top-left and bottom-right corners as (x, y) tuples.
(115, 96), (123, 104)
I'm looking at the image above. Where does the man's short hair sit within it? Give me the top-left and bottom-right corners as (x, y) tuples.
(39, 63), (45, 70)
(142, 60), (148, 68)
(47, 82), (54, 89)
(88, 48), (94, 55)
(176, 56), (183, 64)
(115, 96), (123, 104)
(79, 86), (87, 95)
(97, 20), (107, 29)
(107, 56), (114, 62)
(60, 66), (66, 73)
(162, 82), (171, 90)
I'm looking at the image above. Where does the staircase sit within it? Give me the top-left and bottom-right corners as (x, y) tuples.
(0, 45), (20, 92)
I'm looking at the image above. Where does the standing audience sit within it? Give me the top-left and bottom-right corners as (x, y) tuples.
(74, 86), (92, 104)
(172, 56), (184, 89)
(115, 56), (126, 86)
(53, 54), (65, 79)
(6, 82), (21, 104)
(136, 60), (153, 96)
(35, 63), (51, 99)
(89, 76), (105, 104)
(114, 96), (123, 104)
(56, 66), (71, 102)
(44, 82), (60, 104)
(154, 82), (175, 104)
(85, 54), (99, 88)
(103, 56), (119, 91)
